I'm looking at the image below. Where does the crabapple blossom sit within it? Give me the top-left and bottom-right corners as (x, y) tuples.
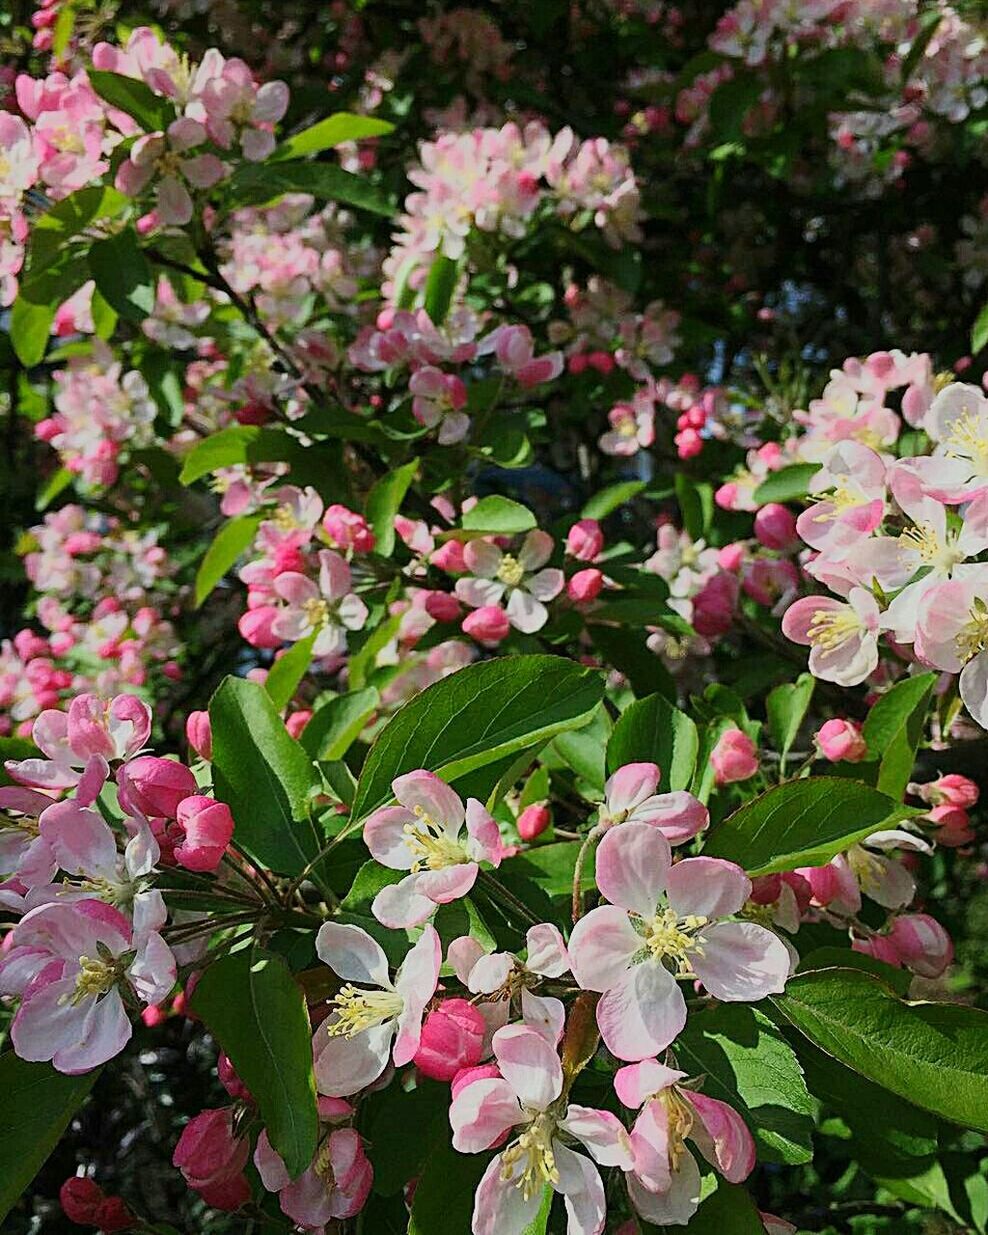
(449, 1023), (634, 1235)
(414, 998), (487, 1081)
(173, 1107), (251, 1210)
(312, 922), (440, 1096)
(615, 1059), (755, 1226)
(568, 824), (790, 1060)
(409, 367), (471, 443)
(782, 587), (881, 687)
(271, 550), (368, 657)
(815, 718), (867, 762)
(598, 763), (709, 844)
(363, 770), (503, 928)
(710, 729), (759, 785)
(517, 802), (551, 841)
(455, 531), (564, 634)
(116, 119), (226, 226)
(915, 570), (988, 727)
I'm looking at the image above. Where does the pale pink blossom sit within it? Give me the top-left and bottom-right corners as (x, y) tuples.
(455, 531), (564, 634)
(598, 763), (708, 844)
(271, 550), (368, 657)
(781, 587), (881, 686)
(409, 367), (470, 443)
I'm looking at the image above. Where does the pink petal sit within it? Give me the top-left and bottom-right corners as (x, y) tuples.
(691, 921), (790, 1002)
(521, 990), (565, 1046)
(613, 1060), (683, 1110)
(686, 1091), (756, 1183)
(568, 905), (642, 992)
(315, 921), (390, 987)
(318, 549), (352, 601)
(463, 539), (503, 578)
(450, 1076), (524, 1153)
(552, 1143), (606, 1235)
(594, 822), (670, 918)
(492, 1023), (563, 1111)
(392, 770), (465, 831)
(518, 530), (554, 572)
(455, 576), (505, 609)
(596, 961), (686, 1062)
(465, 798), (503, 864)
(472, 1152), (543, 1235)
(525, 923), (569, 978)
(363, 806), (416, 870)
(370, 873), (437, 929)
(393, 925), (441, 1065)
(629, 1099), (673, 1192)
(558, 1105), (634, 1169)
(604, 763), (660, 816)
(665, 857), (751, 919)
(313, 1020), (394, 1097)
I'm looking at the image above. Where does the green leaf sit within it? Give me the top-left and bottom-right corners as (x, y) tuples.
(179, 425), (302, 484)
(226, 161), (393, 215)
(766, 673), (815, 762)
(861, 672), (936, 798)
(407, 1131), (491, 1235)
(351, 655), (604, 820)
(88, 231), (155, 321)
(195, 514), (262, 607)
(675, 474), (712, 541)
(773, 967), (988, 1132)
(88, 70), (176, 131)
(973, 301), (988, 355)
(753, 463), (820, 506)
(550, 702), (610, 791)
(702, 777), (921, 875)
(10, 262), (88, 366)
(581, 480), (646, 519)
(301, 688), (379, 761)
(266, 634), (316, 712)
(36, 466), (74, 512)
(209, 676), (322, 877)
(0, 1055), (100, 1223)
(422, 254), (459, 327)
(684, 1182), (765, 1235)
(366, 459), (419, 557)
(606, 693), (699, 791)
(190, 947), (318, 1178)
(460, 496), (537, 536)
(274, 112), (393, 160)
(29, 185), (130, 271)
(675, 1005), (814, 1165)
(361, 1079), (450, 1194)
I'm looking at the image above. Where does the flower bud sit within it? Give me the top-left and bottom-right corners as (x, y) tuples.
(60, 1178), (104, 1225)
(431, 540), (467, 573)
(173, 796), (235, 872)
(567, 568), (604, 603)
(888, 913), (953, 977)
(911, 773), (979, 809)
(711, 728), (759, 785)
(754, 503), (799, 551)
(173, 1108), (250, 1211)
(323, 504), (375, 554)
(815, 718), (867, 763)
(285, 710), (312, 739)
(118, 756), (197, 819)
(185, 710), (212, 761)
(566, 519), (604, 562)
(413, 999), (486, 1081)
(462, 605), (510, 645)
(517, 803), (551, 841)
(218, 1053), (251, 1101)
(424, 590), (462, 622)
(717, 542), (746, 573)
(927, 803), (974, 846)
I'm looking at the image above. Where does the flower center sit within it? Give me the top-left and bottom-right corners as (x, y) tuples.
(811, 485), (862, 521)
(326, 985), (403, 1037)
(847, 843), (885, 895)
(497, 555), (526, 587)
(640, 907), (707, 974)
(618, 416), (638, 438)
(806, 606), (861, 652)
(313, 1135), (336, 1182)
(900, 521), (964, 572)
(500, 1111), (560, 1202)
(71, 955), (120, 1004)
(955, 597), (988, 663)
(303, 596), (331, 629)
(272, 502), (300, 530)
(946, 410), (988, 474)
(656, 1089), (695, 1170)
(403, 805), (467, 871)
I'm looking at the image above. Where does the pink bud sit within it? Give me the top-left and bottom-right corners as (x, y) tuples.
(566, 519), (604, 562)
(60, 1178), (105, 1226)
(692, 572), (738, 637)
(431, 540), (467, 573)
(172, 796), (234, 872)
(413, 998), (486, 1081)
(285, 710), (312, 739)
(568, 353), (589, 375)
(714, 482), (739, 511)
(424, 591), (462, 622)
(815, 718), (867, 763)
(218, 1053), (251, 1101)
(911, 773), (979, 808)
(518, 803), (551, 841)
(119, 756), (197, 819)
(587, 350), (615, 375)
(888, 913), (953, 977)
(754, 503), (798, 551)
(675, 428), (703, 459)
(927, 803), (974, 846)
(186, 710), (212, 761)
(462, 605), (510, 645)
(717, 542), (746, 573)
(710, 728), (759, 785)
(238, 606), (283, 649)
(172, 1108), (250, 1210)
(567, 568), (604, 603)
(323, 504), (376, 554)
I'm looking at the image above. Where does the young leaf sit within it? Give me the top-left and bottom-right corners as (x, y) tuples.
(190, 948), (319, 1178)
(973, 301), (988, 356)
(702, 777), (921, 874)
(265, 634), (316, 711)
(301, 688), (380, 761)
(606, 693), (699, 790)
(861, 672), (937, 799)
(351, 655), (604, 820)
(675, 474), (713, 540)
(366, 458), (419, 556)
(581, 480), (647, 519)
(423, 254), (459, 327)
(459, 495), (537, 536)
(774, 968), (988, 1132)
(194, 514), (262, 607)
(766, 673), (815, 762)
(209, 676), (322, 877)
(753, 463), (820, 505)
(226, 161), (393, 215)
(88, 231), (156, 321)
(273, 112), (393, 160)
(0, 1055), (100, 1223)
(87, 70), (176, 131)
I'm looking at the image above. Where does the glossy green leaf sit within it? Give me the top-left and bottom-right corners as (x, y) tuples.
(226, 160), (393, 215)
(88, 70), (176, 130)
(194, 514), (262, 607)
(190, 947), (318, 1178)
(753, 463), (820, 506)
(581, 480), (647, 519)
(766, 673), (814, 762)
(459, 496), (537, 536)
(265, 634), (316, 711)
(606, 692), (699, 791)
(0, 1055), (100, 1222)
(366, 459), (419, 556)
(274, 112), (393, 160)
(702, 776), (921, 875)
(302, 687), (379, 761)
(88, 231), (155, 321)
(861, 672), (937, 798)
(774, 968), (988, 1132)
(423, 253), (459, 327)
(351, 655), (604, 820)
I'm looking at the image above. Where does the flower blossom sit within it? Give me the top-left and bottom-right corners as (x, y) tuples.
(455, 531), (564, 634)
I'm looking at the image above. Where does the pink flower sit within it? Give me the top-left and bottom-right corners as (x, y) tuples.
(815, 718), (867, 763)
(478, 325), (563, 387)
(915, 571), (988, 728)
(363, 771), (502, 928)
(910, 773), (979, 809)
(0, 897), (175, 1072)
(323, 504), (376, 554)
(566, 519), (604, 562)
(568, 824), (789, 1061)
(885, 913), (953, 977)
(449, 1023), (634, 1235)
(568, 568), (605, 604)
(462, 604), (511, 644)
(455, 531), (564, 634)
(312, 922), (441, 1096)
(517, 803), (551, 841)
(170, 796), (234, 872)
(710, 729), (759, 785)
(599, 763), (708, 845)
(599, 398), (654, 456)
(615, 1059), (755, 1226)
(414, 998), (487, 1081)
(255, 1100), (372, 1225)
(796, 441), (886, 558)
(173, 1108), (250, 1210)
(118, 755), (197, 819)
(185, 710), (212, 761)
(409, 367), (470, 444)
(781, 587), (881, 687)
(271, 550), (368, 657)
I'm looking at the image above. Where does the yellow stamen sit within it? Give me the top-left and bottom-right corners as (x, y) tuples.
(402, 804), (467, 872)
(70, 956), (119, 1005)
(956, 597), (988, 662)
(326, 985), (403, 1037)
(642, 908), (708, 976)
(900, 522), (964, 572)
(303, 596), (331, 629)
(500, 1112), (560, 1201)
(946, 410), (988, 474)
(806, 607), (861, 652)
(658, 1088), (696, 1171)
(847, 844), (885, 895)
(496, 555), (526, 587)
